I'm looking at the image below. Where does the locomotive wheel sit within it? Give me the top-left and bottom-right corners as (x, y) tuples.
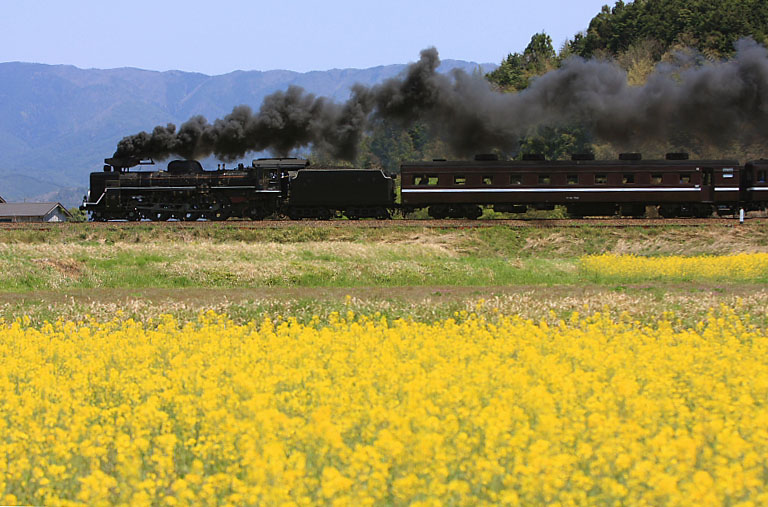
(212, 203), (232, 221)
(209, 209), (230, 221)
(247, 206), (268, 221)
(200, 195), (231, 221)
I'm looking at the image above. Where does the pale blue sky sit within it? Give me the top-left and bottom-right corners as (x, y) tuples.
(0, 0), (611, 74)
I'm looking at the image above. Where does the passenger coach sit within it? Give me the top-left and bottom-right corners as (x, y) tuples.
(400, 153), (744, 218)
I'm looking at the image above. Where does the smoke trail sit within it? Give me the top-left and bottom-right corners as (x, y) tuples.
(114, 39), (768, 161)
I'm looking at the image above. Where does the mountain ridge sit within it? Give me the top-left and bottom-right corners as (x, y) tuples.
(0, 59), (496, 207)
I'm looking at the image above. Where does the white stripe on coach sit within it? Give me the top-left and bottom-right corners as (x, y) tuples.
(402, 187), (702, 193)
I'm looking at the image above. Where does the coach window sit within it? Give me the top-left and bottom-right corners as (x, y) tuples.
(538, 174), (551, 185)
(510, 174), (522, 185)
(758, 170), (767, 183)
(595, 174), (607, 184)
(567, 174), (578, 185)
(483, 176), (494, 185)
(651, 174), (663, 184)
(454, 175), (466, 185)
(622, 174), (634, 184)
(414, 175), (426, 185)
(680, 174), (691, 184)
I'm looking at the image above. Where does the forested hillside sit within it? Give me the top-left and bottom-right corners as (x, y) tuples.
(334, 0), (768, 171)
(571, 0), (768, 58)
(479, 0), (768, 163)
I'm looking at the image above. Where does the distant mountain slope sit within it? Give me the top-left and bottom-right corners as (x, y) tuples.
(0, 59), (496, 206)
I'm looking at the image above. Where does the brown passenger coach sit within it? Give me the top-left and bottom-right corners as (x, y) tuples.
(401, 153), (748, 219)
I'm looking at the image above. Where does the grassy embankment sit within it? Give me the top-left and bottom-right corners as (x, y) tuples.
(0, 222), (766, 323)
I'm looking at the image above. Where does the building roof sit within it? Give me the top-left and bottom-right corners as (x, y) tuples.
(0, 202), (72, 217)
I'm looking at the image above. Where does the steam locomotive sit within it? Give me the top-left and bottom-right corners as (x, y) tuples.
(81, 154), (768, 220)
(82, 157), (394, 221)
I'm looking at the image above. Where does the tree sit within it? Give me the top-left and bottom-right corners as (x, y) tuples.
(364, 121), (417, 173)
(487, 33), (557, 91)
(569, 0), (768, 58)
(67, 207), (87, 222)
(517, 126), (593, 161)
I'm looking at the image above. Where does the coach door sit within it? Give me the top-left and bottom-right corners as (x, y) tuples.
(701, 167), (714, 202)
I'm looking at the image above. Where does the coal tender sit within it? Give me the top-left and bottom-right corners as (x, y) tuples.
(285, 168), (395, 220)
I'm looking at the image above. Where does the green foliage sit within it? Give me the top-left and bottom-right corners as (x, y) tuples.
(517, 126), (594, 161)
(67, 207), (87, 222)
(314, 120), (450, 171)
(484, 33), (593, 158)
(365, 122), (417, 173)
(486, 33), (558, 91)
(569, 0), (768, 58)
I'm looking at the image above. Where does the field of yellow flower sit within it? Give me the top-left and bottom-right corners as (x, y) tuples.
(2, 307), (768, 505)
(581, 253), (768, 281)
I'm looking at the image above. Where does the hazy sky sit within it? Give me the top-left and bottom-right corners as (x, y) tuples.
(1, 0), (611, 74)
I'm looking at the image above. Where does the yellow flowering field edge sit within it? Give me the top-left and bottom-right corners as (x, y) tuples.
(1, 306), (767, 505)
(581, 253), (768, 282)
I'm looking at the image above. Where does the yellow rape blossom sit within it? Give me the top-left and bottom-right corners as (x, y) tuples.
(581, 253), (768, 281)
(0, 307), (766, 504)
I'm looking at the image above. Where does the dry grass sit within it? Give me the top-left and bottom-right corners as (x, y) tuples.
(1, 224), (767, 291)
(2, 286), (766, 329)
(609, 227), (768, 256)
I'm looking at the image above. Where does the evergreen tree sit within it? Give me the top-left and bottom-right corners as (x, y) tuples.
(487, 33), (557, 91)
(570, 0), (768, 58)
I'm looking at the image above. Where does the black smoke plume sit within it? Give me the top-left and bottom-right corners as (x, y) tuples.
(114, 39), (768, 161)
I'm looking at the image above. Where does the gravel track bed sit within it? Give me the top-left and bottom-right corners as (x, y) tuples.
(0, 217), (763, 230)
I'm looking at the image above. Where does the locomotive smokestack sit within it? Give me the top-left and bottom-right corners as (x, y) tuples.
(114, 39), (768, 162)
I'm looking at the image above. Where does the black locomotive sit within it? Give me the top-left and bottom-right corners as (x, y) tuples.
(82, 153), (768, 220)
(82, 157), (395, 221)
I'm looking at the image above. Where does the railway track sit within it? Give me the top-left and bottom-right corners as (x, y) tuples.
(0, 217), (763, 230)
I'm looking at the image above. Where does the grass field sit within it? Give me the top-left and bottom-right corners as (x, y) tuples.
(1, 222), (767, 294)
